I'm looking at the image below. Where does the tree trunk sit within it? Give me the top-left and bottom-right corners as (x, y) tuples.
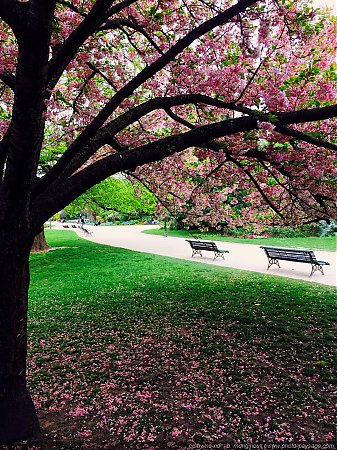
(0, 236), (41, 444)
(31, 229), (50, 252)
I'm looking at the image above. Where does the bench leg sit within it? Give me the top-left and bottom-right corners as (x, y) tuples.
(267, 258), (280, 270)
(310, 264), (324, 277)
(214, 252), (225, 260)
(192, 249), (203, 258)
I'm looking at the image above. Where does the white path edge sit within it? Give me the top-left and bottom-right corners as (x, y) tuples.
(58, 224), (336, 287)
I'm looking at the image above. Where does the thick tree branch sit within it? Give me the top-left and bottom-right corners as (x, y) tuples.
(2, 1), (56, 206)
(0, 72), (16, 91)
(275, 104), (337, 125)
(0, 0), (19, 29)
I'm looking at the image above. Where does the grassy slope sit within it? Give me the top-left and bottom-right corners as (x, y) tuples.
(27, 230), (337, 447)
(142, 228), (337, 252)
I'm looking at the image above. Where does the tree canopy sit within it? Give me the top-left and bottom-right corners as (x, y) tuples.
(0, 0), (336, 232)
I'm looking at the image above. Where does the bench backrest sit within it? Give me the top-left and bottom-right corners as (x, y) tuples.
(186, 240), (219, 251)
(261, 246), (317, 263)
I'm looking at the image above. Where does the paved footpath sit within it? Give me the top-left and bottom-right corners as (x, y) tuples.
(63, 224), (336, 287)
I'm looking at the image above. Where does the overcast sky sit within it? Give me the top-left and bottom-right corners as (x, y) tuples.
(313, 0), (336, 11)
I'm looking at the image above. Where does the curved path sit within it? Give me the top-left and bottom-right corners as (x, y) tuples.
(62, 224), (336, 286)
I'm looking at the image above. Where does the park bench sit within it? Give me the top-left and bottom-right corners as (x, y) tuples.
(260, 246), (330, 277)
(186, 239), (229, 260)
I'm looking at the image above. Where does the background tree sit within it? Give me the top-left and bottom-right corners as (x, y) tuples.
(63, 177), (156, 221)
(0, 0), (336, 443)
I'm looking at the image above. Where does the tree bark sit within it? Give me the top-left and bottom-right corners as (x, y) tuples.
(0, 236), (41, 444)
(31, 229), (50, 252)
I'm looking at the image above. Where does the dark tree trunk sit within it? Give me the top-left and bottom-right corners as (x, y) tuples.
(0, 235), (41, 444)
(31, 229), (50, 252)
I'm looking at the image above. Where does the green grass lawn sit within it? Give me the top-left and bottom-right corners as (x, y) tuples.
(28, 230), (337, 448)
(143, 228), (337, 252)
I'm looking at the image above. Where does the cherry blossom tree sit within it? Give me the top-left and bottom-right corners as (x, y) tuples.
(0, 0), (336, 443)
